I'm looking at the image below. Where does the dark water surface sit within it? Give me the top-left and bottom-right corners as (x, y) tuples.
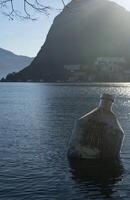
(0, 83), (130, 199)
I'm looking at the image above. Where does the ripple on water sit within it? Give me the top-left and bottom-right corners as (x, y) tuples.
(0, 83), (130, 199)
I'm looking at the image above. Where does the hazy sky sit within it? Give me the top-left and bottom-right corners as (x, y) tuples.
(0, 0), (130, 57)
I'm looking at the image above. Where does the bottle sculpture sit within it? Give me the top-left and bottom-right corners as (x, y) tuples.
(68, 94), (124, 159)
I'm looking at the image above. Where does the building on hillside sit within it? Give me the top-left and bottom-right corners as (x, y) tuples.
(97, 64), (122, 73)
(94, 57), (127, 73)
(80, 65), (90, 71)
(95, 57), (126, 66)
(64, 65), (80, 72)
(123, 70), (130, 80)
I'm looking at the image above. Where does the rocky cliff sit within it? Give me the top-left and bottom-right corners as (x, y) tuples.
(4, 0), (130, 82)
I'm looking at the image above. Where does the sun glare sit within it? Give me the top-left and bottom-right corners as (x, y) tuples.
(111, 0), (130, 11)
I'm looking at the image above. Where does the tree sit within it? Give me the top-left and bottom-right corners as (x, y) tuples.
(0, 0), (66, 20)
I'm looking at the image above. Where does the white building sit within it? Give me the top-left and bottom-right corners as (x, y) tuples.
(95, 57), (126, 66)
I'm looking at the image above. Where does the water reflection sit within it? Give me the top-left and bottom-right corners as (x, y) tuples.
(69, 158), (124, 198)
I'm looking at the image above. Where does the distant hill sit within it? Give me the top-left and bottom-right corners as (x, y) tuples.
(3, 0), (130, 82)
(0, 48), (33, 78)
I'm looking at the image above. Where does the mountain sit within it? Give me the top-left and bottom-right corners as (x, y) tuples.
(3, 0), (130, 82)
(0, 48), (33, 78)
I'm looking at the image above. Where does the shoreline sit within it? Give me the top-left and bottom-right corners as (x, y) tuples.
(0, 82), (130, 87)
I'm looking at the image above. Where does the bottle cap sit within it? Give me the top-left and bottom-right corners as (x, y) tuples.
(100, 93), (114, 102)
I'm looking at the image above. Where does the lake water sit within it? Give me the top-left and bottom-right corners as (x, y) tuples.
(0, 83), (130, 199)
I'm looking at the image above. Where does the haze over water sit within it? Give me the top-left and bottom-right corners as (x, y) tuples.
(0, 83), (130, 199)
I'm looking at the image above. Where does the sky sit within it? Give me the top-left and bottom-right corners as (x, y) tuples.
(0, 0), (130, 57)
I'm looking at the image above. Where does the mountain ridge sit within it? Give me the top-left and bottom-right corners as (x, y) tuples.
(0, 47), (33, 78)
(3, 0), (130, 82)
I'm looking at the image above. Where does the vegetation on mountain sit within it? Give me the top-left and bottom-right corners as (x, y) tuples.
(2, 0), (130, 82)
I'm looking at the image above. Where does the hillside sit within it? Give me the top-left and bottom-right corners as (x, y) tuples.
(3, 0), (130, 82)
(0, 48), (33, 78)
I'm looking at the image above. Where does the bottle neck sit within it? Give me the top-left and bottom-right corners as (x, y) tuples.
(98, 99), (113, 111)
